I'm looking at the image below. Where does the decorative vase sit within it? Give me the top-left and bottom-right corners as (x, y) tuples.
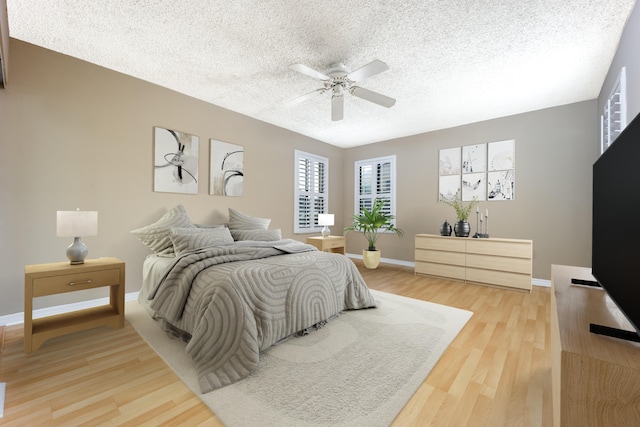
(362, 249), (381, 269)
(454, 221), (470, 237)
(440, 220), (452, 236)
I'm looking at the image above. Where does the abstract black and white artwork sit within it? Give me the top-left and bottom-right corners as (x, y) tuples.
(439, 147), (461, 175)
(153, 127), (199, 194)
(210, 139), (244, 196)
(439, 174), (461, 202)
(488, 170), (515, 200)
(462, 143), (486, 173)
(462, 172), (486, 201)
(488, 139), (515, 171)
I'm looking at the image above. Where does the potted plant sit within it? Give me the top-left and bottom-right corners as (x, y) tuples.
(344, 199), (404, 269)
(444, 198), (478, 237)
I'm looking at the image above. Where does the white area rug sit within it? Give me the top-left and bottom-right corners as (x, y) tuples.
(126, 290), (472, 426)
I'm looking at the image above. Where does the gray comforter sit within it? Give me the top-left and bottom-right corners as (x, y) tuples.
(146, 240), (376, 393)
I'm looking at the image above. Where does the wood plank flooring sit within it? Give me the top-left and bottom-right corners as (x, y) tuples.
(0, 260), (552, 426)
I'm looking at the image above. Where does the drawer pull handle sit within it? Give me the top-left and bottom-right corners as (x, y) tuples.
(68, 279), (92, 286)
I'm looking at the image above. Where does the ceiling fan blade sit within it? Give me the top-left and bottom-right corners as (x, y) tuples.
(346, 60), (389, 82)
(290, 63), (330, 81)
(351, 86), (396, 108)
(331, 94), (344, 121)
(285, 88), (326, 105)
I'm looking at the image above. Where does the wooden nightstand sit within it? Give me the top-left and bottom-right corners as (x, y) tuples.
(24, 257), (125, 352)
(306, 236), (346, 254)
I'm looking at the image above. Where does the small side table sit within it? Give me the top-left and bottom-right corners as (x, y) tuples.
(306, 236), (346, 254)
(24, 257), (125, 352)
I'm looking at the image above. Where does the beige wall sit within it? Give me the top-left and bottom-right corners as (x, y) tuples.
(0, 38), (600, 318)
(0, 40), (345, 316)
(343, 101), (599, 280)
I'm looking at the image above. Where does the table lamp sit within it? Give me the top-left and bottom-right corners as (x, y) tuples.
(57, 209), (98, 264)
(318, 213), (334, 238)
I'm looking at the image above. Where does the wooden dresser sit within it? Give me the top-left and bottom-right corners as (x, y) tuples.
(414, 234), (532, 291)
(551, 264), (640, 426)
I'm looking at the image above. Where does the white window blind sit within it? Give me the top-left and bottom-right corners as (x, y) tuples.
(294, 150), (328, 233)
(354, 155), (396, 223)
(601, 66), (627, 154)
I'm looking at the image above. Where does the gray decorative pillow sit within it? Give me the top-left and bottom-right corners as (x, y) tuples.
(130, 205), (194, 255)
(170, 227), (234, 255)
(231, 229), (282, 242)
(228, 208), (271, 230)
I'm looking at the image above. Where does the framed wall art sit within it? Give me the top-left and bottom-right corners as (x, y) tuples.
(438, 147), (461, 201)
(210, 139), (244, 196)
(439, 147), (461, 175)
(462, 143), (486, 174)
(153, 126), (199, 194)
(487, 139), (515, 200)
(438, 140), (515, 202)
(462, 172), (486, 201)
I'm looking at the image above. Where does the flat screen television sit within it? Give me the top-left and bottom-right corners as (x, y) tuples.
(592, 110), (640, 342)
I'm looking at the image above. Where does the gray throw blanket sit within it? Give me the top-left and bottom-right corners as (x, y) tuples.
(147, 240), (377, 392)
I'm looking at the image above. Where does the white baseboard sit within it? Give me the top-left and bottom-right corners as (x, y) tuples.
(0, 382), (5, 418)
(0, 292), (140, 327)
(346, 253), (551, 288)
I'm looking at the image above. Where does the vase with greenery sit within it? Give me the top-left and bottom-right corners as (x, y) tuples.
(344, 199), (404, 268)
(444, 198), (478, 237)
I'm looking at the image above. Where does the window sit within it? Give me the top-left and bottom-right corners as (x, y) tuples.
(601, 66), (627, 153)
(354, 155), (397, 224)
(294, 150), (328, 233)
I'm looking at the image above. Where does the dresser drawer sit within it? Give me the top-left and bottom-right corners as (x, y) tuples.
(466, 253), (532, 274)
(415, 261), (466, 281)
(466, 268), (531, 290)
(32, 268), (121, 297)
(466, 239), (532, 258)
(415, 249), (466, 266)
(415, 235), (466, 252)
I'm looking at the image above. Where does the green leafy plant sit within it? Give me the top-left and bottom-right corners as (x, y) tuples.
(444, 198), (478, 222)
(344, 199), (404, 251)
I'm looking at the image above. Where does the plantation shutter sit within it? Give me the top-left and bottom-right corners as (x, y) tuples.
(295, 150), (328, 233)
(354, 155), (396, 224)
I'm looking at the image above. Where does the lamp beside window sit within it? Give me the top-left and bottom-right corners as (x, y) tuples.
(56, 209), (98, 264)
(318, 214), (334, 238)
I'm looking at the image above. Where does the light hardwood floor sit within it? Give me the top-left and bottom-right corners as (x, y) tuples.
(0, 260), (552, 426)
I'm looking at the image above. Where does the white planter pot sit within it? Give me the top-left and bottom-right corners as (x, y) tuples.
(362, 249), (381, 269)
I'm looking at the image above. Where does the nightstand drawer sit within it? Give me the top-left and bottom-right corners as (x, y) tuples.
(32, 268), (121, 297)
(325, 239), (344, 249)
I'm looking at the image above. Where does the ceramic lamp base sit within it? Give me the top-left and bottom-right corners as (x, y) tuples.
(66, 237), (88, 264)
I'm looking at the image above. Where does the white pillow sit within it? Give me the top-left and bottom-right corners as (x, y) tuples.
(228, 208), (270, 230)
(131, 205), (194, 255)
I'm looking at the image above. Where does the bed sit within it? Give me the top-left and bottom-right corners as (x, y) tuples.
(133, 206), (377, 393)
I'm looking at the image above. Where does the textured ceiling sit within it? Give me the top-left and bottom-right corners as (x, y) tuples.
(6, 0), (637, 148)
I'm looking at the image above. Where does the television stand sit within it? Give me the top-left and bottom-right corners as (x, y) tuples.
(551, 265), (640, 427)
(590, 323), (640, 343)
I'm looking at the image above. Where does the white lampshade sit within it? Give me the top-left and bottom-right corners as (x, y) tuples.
(57, 210), (98, 237)
(318, 214), (334, 226)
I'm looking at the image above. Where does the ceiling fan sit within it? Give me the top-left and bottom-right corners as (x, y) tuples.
(289, 59), (396, 121)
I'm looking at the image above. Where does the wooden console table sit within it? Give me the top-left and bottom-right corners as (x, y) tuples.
(414, 234), (532, 291)
(551, 264), (640, 426)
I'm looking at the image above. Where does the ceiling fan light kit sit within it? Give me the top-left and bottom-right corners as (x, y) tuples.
(290, 60), (396, 121)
